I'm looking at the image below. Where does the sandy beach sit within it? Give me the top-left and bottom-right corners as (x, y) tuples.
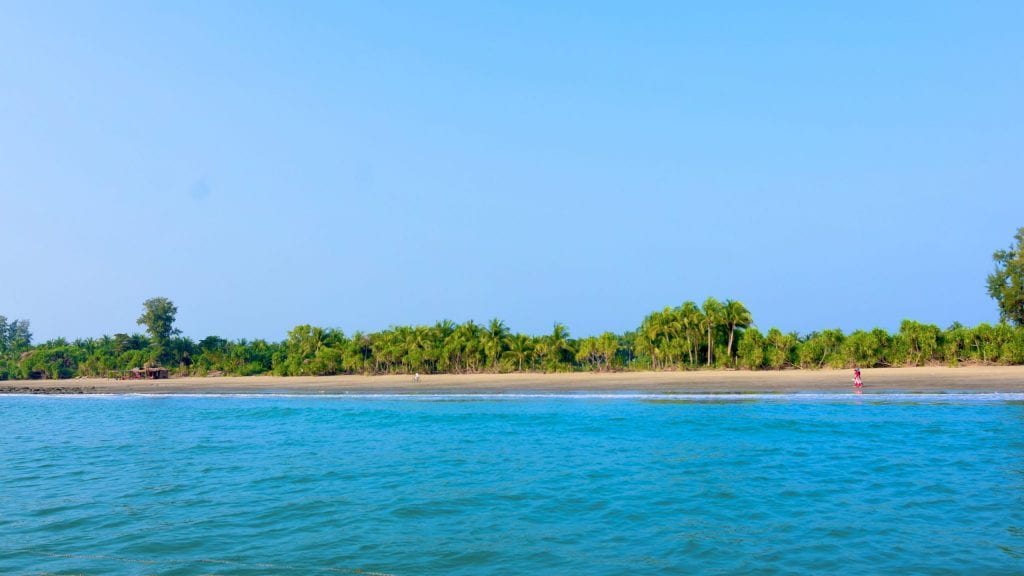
(2, 366), (1023, 394)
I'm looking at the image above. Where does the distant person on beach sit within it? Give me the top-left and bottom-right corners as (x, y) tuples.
(414, 373), (421, 384)
(853, 368), (863, 388)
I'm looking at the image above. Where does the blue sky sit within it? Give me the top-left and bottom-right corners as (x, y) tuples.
(1, 1), (1022, 342)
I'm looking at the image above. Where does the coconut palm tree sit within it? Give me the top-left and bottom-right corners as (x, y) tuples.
(446, 321), (483, 373)
(506, 333), (534, 371)
(678, 301), (703, 366)
(638, 312), (663, 369)
(483, 318), (511, 371)
(702, 297), (724, 366)
(656, 306), (681, 368)
(371, 329), (400, 373)
(344, 331), (372, 374)
(434, 319), (456, 341)
(543, 322), (573, 371)
(723, 299), (753, 363)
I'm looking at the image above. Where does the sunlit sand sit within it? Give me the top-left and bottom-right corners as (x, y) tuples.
(4, 366), (1023, 394)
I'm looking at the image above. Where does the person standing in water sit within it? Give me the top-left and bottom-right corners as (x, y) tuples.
(853, 368), (863, 388)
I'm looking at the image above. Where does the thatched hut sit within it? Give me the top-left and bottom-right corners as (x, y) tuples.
(119, 367), (169, 380)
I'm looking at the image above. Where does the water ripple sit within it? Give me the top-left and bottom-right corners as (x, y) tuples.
(1, 395), (1023, 574)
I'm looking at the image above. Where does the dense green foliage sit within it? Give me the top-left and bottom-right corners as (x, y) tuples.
(3, 298), (1024, 381)
(137, 297), (180, 363)
(0, 316), (33, 355)
(988, 227), (1024, 327)
(6, 223), (1024, 381)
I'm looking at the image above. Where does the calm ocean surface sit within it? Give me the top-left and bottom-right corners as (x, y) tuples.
(1, 392), (1023, 575)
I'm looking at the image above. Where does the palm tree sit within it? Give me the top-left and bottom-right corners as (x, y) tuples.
(462, 321), (485, 372)
(533, 338), (551, 371)
(702, 297), (724, 366)
(434, 319), (456, 340)
(484, 318), (511, 371)
(723, 299), (753, 363)
(446, 321), (483, 373)
(397, 325), (433, 373)
(414, 325), (439, 373)
(656, 306), (681, 368)
(765, 328), (798, 369)
(575, 336), (600, 370)
(346, 331), (372, 374)
(678, 301), (703, 367)
(506, 333), (534, 371)
(371, 329), (399, 373)
(597, 332), (619, 371)
(544, 323), (573, 371)
(638, 312), (662, 369)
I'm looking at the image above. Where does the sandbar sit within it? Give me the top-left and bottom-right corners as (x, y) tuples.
(2, 366), (1023, 394)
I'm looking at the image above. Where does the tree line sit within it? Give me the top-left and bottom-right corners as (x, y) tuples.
(3, 227), (1022, 381)
(3, 301), (1024, 381)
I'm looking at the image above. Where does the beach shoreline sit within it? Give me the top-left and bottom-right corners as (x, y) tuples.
(2, 366), (1023, 394)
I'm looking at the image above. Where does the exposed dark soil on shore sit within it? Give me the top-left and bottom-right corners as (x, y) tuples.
(0, 385), (97, 395)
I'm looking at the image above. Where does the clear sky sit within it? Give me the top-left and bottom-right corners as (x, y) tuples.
(1, 1), (1022, 342)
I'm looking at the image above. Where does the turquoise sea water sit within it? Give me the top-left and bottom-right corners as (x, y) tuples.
(1, 393), (1023, 575)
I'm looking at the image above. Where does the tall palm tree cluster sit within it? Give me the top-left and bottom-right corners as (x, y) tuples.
(274, 318), (593, 376)
(246, 297), (752, 376)
(634, 298), (752, 370)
